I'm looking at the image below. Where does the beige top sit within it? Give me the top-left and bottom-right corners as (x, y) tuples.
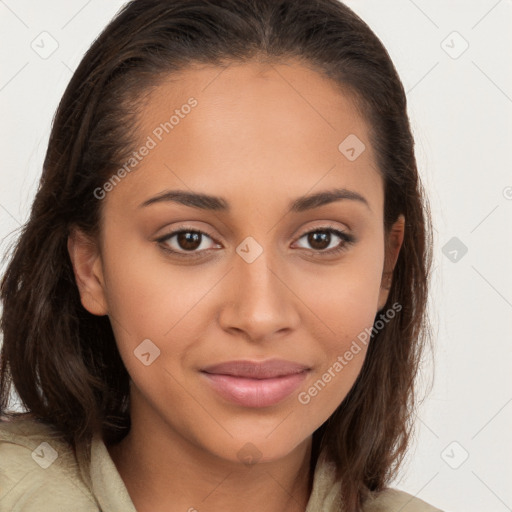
(0, 417), (442, 511)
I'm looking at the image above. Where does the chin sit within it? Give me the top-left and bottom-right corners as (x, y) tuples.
(209, 432), (308, 467)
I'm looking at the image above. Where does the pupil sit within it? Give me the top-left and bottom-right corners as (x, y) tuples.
(309, 231), (330, 250)
(178, 232), (201, 251)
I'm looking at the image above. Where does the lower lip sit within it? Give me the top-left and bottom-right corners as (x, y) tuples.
(201, 371), (309, 408)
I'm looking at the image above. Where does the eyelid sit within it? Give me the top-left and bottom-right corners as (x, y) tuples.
(295, 222), (349, 238)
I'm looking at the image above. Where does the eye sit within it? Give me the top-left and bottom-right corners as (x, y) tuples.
(294, 226), (355, 255)
(156, 227), (220, 257)
(156, 224), (355, 259)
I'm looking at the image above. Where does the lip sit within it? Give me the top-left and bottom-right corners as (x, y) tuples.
(200, 359), (311, 408)
(201, 359), (310, 378)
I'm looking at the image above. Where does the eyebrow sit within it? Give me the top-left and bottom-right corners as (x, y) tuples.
(139, 187), (371, 212)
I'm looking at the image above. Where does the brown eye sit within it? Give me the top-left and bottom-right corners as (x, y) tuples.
(295, 227), (355, 255)
(176, 231), (202, 251)
(307, 230), (332, 250)
(156, 227), (221, 258)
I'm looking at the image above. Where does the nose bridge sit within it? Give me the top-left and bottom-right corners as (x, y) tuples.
(238, 242), (280, 300)
(219, 237), (298, 340)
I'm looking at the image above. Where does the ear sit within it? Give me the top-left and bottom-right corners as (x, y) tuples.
(67, 226), (108, 316)
(377, 214), (405, 311)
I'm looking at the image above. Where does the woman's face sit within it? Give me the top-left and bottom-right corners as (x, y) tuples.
(70, 59), (403, 464)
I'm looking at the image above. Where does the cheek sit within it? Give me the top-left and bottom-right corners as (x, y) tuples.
(292, 284), (376, 422)
(296, 240), (384, 341)
(291, 243), (383, 407)
(100, 248), (207, 413)
(102, 233), (209, 335)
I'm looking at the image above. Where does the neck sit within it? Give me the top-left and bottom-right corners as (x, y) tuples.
(108, 405), (314, 512)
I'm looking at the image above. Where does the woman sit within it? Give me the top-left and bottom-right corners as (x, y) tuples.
(0, 0), (438, 510)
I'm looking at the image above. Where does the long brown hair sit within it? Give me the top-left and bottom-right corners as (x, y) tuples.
(0, 1), (433, 509)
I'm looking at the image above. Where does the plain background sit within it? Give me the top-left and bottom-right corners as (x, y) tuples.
(0, 1), (511, 510)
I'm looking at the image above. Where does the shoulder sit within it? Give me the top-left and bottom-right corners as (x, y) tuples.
(0, 414), (99, 511)
(363, 487), (444, 512)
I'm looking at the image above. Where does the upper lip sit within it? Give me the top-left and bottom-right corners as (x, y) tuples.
(201, 359), (311, 379)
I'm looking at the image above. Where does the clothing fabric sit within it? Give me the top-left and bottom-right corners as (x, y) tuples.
(0, 416), (442, 511)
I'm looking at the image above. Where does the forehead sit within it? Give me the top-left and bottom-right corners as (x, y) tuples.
(108, 59), (383, 217)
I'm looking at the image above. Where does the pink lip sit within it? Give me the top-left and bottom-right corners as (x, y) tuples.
(200, 359), (311, 408)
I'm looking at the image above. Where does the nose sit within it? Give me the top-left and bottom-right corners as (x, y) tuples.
(217, 246), (300, 343)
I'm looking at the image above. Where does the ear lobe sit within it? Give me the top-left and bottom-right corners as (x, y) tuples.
(377, 214), (405, 310)
(67, 227), (108, 316)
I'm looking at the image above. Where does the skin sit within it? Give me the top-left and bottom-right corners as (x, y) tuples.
(68, 58), (404, 512)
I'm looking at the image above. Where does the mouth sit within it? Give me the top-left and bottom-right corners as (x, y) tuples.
(201, 359), (311, 379)
(200, 359), (311, 408)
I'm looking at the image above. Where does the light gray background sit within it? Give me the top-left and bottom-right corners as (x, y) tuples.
(1, 1), (511, 511)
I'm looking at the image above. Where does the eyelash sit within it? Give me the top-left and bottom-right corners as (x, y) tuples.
(156, 224), (355, 259)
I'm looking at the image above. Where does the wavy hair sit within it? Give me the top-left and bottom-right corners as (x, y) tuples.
(0, 0), (433, 509)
